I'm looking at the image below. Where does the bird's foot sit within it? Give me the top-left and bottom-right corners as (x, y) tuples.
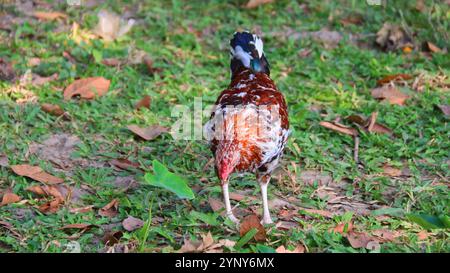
(227, 213), (240, 224)
(261, 217), (274, 225)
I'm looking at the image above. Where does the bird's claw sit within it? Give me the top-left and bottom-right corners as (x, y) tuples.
(227, 213), (240, 225)
(261, 217), (274, 225)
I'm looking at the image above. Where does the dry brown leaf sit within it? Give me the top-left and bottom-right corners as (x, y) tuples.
(345, 231), (376, 248)
(64, 77), (110, 100)
(0, 57), (16, 81)
(122, 216), (144, 231)
(376, 23), (413, 52)
(302, 208), (333, 218)
(27, 57), (41, 67)
(142, 55), (162, 75)
(63, 51), (77, 63)
(99, 199), (119, 217)
(208, 197), (224, 213)
(332, 222), (353, 234)
(38, 198), (62, 213)
(110, 158), (140, 170)
(346, 113), (392, 135)
(26, 185), (64, 200)
(127, 124), (169, 141)
(382, 165), (402, 177)
(239, 214), (266, 242)
(276, 244), (305, 253)
(60, 223), (93, 230)
(371, 229), (400, 242)
(102, 58), (122, 66)
(33, 11), (67, 21)
(426, 42), (442, 53)
(377, 74), (412, 86)
(178, 232), (232, 253)
(417, 230), (428, 241)
(436, 105), (450, 117)
(41, 103), (65, 117)
(298, 48), (312, 58)
(276, 221), (299, 230)
(102, 230), (123, 246)
(319, 121), (358, 136)
(1, 190), (21, 206)
(0, 155), (9, 167)
(69, 205), (94, 214)
(11, 164), (64, 184)
(371, 85), (410, 105)
(135, 95), (151, 110)
(246, 0), (274, 9)
(31, 73), (58, 86)
(340, 14), (364, 26)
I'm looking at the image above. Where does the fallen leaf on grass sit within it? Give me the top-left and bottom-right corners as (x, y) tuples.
(319, 121), (358, 136)
(142, 55), (162, 75)
(69, 205), (94, 214)
(346, 113), (392, 135)
(301, 208), (334, 218)
(27, 57), (41, 67)
(246, 0), (274, 9)
(1, 190), (21, 206)
(178, 232), (234, 253)
(332, 222), (353, 234)
(417, 230), (428, 240)
(382, 165), (402, 177)
(26, 185), (64, 200)
(0, 155), (9, 167)
(38, 199), (61, 213)
(371, 229), (400, 242)
(309, 28), (343, 49)
(275, 221), (299, 230)
(436, 105), (450, 117)
(102, 230), (123, 246)
(41, 103), (65, 117)
(339, 14), (364, 26)
(376, 23), (413, 52)
(64, 77), (110, 100)
(276, 244), (305, 253)
(28, 133), (83, 171)
(110, 158), (140, 170)
(371, 85), (410, 105)
(33, 11), (67, 21)
(0, 58), (16, 81)
(208, 197), (225, 213)
(30, 73), (58, 86)
(239, 214), (266, 242)
(94, 10), (135, 42)
(99, 199), (119, 217)
(425, 42), (442, 53)
(377, 74), (412, 86)
(127, 125), (169, 141)
(102, 58), (122, 66)
(135, 95), (151, 110)
(122, 216), (144, 231)
(345, 231), (376, 249)
(11, 164), (63, 184)
(60, 223), (93, 230)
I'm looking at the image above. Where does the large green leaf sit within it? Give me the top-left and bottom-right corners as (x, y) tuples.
(144, 160), (195, 200)
(406, 213), (450, 230)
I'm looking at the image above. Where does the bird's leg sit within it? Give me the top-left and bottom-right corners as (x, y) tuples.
(222, 182), (239, 224)
(259, 174), (273, 225)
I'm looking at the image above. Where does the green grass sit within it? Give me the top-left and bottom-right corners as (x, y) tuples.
(0, 0), (449, 253)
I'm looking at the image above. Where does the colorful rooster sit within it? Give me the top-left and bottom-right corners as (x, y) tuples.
(205, 32), (290, 224)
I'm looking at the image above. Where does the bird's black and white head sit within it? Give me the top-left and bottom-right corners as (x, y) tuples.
(230, 31), (270, 78)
